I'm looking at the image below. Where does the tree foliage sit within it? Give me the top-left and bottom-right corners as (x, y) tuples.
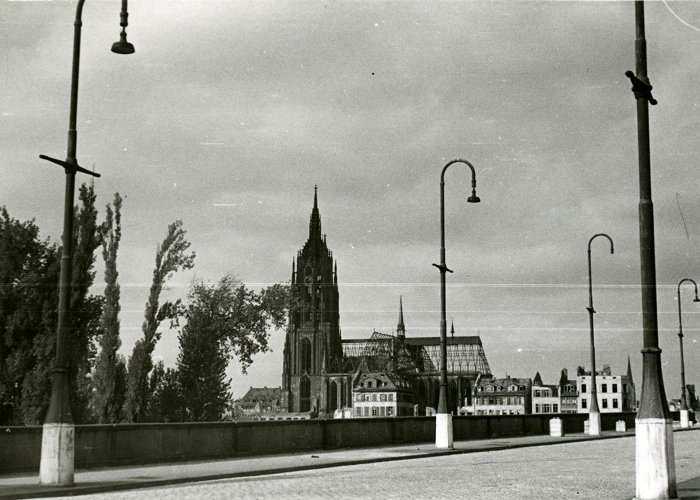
(123, 220), (195, 422)
(0, 208), (58, 424)
(0, 184), (103, 425)
(174, 276), (290, 421)
(144, 361), (183, 423)
(91, 193), (124, 423)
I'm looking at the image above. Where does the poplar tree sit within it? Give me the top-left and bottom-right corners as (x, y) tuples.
(123, 220), (195, 422)
(16, 184), (103, 424)
(91, 193), (124, 423)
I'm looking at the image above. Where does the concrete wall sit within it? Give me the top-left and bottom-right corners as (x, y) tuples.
(0, 412), (636, 474)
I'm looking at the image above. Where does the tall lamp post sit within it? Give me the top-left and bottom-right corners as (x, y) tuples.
(625, 1), (676, 498)
(38, 0), (134, 486)
(676, 278), (699, 429)
(433, 159), (480, 449)
(586, 233), (614, 436)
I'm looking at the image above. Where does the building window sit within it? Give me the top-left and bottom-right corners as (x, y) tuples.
(380, 394), (387, 402)
(534, 390), (541, 398)
(602, 399), (608, 409)
(602, 384), (607, 393)
(388, 394), (394, 402)
(543, 404), (551, 413)
(535, 404), (540, 413)
(582, 383), (587, 393)
(581, 398), (587, 409)
(613, 384), (618, 393)
(372, 407), (378, 416)
(363, 407), (369, 416)
(387, 407), (394, 416)
(371, 394), (377, 402)
(364, 394), (370, 402)
(553, 404), (558, 413)
(367, 381), (372, 388)
(380, 406), (386, 416)
(612, 398), (619, 409)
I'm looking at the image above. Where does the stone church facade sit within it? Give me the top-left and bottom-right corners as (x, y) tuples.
(282, 188), (492, 416)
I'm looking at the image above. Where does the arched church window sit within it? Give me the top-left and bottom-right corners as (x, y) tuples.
(300, 376), (311, 412)
(300, 338), (312, 373)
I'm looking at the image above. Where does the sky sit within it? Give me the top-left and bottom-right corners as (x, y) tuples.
(2, 0), (700, 400)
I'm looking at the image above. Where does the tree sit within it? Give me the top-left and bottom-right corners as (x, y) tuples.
(176, 276), (289, 421)
(19, 184), (103, 424)
(0, 209), (58, 425)
(144, 361), (183, 422)
(91, 193), (124, 423)
(123, 220), (195, 422)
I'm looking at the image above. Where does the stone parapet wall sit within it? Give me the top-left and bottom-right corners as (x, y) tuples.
(0, 412), (636, 474)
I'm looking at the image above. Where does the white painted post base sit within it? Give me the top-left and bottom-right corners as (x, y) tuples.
(680, 409), (689, 429)
(588, 411), (601, 436)
(39, 423), (75, 486)
(435, 413), (453, 449)
(635, 418), (677, 500)
(549, 417), (563, 437)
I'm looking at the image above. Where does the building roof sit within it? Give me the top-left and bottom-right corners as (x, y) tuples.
(478, 377), (531, 388)
(240, 386), (283, 403)
(354, 372), (412, 392)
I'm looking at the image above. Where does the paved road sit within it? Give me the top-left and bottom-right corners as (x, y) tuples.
(59, 431), (700, 500)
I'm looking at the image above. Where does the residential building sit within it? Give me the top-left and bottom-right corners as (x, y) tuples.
(352, 372), (414, 417)
(531, 372), (560, 414)
(576, 359), (636, 413)
(558, 368), (578, 414)
(473, 376), (532, 415)
(233, 386), (286, 420)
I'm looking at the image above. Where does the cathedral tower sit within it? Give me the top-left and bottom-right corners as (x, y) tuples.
(282, 187), (342, 413)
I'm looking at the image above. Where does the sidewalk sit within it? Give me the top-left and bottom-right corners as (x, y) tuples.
(0, 428), (697, 499)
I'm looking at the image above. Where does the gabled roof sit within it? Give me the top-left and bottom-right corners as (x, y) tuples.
(240, 386), (283, 403)
(354, 371), (412, 392)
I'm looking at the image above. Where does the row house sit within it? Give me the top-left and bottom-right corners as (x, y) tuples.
(352, 372), (415, 417)
(559, 369), (579, 414)
(531, 372), (560, 414)
(576, 360), (636, 413)
(473, 376), (532, 415)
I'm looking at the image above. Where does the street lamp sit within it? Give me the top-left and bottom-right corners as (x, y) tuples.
(38, 0), (134, 486)
(432, 159), (480, 449)
(626, 1), (676, 498)
(676, 278), (699, 428)
(585, 233), (614, 436)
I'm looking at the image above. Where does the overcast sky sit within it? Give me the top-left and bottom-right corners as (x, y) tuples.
(2, 0), (700, 399)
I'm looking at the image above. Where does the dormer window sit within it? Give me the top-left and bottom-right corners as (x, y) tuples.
(367, 381), (372, 388)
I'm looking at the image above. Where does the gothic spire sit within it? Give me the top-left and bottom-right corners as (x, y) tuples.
(397, 296), (405, 338)
(627, 354), (634, 384)
(308, 185), (322, 241)
(450, 319), (455, 338)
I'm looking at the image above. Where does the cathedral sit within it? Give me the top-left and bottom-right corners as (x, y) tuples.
(282, 188), (492, 416)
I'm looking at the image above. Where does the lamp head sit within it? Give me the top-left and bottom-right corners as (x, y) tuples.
(693, 295), (700, 303)
(467, 189), (480, 203)
(112, 30), (135, 55)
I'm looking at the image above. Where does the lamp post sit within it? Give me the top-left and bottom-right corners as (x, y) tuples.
(625, 1), (676, 498)
(585, 234), (614, 436)
(676, 278), (699, 429)
(432, 159), (480, 449)
(38, 0), (134, 486)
